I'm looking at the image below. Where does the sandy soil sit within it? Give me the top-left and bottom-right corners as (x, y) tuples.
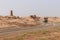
(0, 16), (40, 28)
(0, 27), (60, 40)
(0, 15), (60, 28)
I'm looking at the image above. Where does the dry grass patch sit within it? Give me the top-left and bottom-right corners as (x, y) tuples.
(1, 28), (60, 40)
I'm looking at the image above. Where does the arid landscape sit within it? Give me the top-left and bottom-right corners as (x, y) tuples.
(0, 0), (60, 40)
(0, 12), (60, 28)
(0, 26), (60, 40)
(0, 10), (60, 40)
(0, 12), (60, 40)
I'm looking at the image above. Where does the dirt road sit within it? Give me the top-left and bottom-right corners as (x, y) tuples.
(0, 22), (60, 36)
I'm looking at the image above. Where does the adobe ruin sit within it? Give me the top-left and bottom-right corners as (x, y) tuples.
(10, 10), (13, 16)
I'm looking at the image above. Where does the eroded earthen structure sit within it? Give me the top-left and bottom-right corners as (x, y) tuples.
(10, 10), (13, 16)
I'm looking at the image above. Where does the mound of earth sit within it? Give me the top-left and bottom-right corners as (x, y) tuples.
(0, 16), (40, 28)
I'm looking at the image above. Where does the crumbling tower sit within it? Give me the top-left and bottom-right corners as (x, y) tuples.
(10, 10), (13, 16)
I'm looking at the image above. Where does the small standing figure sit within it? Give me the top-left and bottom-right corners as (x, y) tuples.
(44, 17), (48, 23)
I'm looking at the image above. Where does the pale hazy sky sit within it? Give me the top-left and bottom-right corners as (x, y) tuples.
(0, 0), (60, 17)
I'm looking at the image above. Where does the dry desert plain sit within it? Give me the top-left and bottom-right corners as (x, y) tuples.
(0, 15), (60, 40)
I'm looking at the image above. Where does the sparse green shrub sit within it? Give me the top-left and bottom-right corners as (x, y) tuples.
(17, 37), (23, 40)
(39, 38), (46, 40)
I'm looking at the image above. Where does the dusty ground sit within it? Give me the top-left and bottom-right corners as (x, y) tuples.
(0, 16), (40, 28)
(0, 26), (60, 40)
(0, 15), (60, 28)
(0, 15), (60, 40)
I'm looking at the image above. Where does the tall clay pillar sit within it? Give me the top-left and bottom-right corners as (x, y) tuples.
(10, 10), (13, 16)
